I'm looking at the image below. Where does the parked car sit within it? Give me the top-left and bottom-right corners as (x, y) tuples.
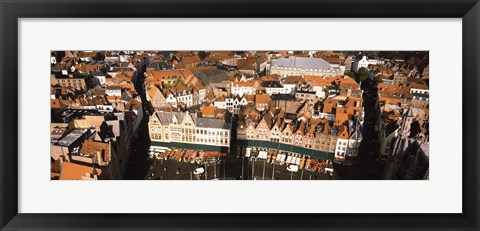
(287, 164), (299, 172)
(193, 167), (205, 175)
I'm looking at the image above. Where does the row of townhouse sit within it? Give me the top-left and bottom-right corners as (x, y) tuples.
(146, 82), (196, 109)
(236, 106), (362, 164)
(269, 56), (345, 77)
(230, 74), (360, 106)
(148, 111), (231, 147)
(213, 95), (250, 115)
(145, 68), (209, 109)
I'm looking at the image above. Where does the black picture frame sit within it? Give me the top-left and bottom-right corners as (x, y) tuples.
(1, 0), (479, 230)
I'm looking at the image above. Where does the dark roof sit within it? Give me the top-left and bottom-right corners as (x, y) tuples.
(270, 94), (296, 101)
(261, 81), (283, 88)
(91, 71), (105, 76)
(285, 113), (297, 121)
(147, 61), (171, 70)
(191, 69), (229, 84)
(196, 117), (229, 129)
(107, 66), (132, 72)
(54, 72), (87, 79)
(51, 108), (106, 123)
(385, 121), (400, 136)
(86, 60), (105, 65)
(412, 93), (429, 98)
(296, 90), (316, 94)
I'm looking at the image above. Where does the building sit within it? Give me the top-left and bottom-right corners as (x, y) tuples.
(148, 111), (231, 147)
(106, 86), (122, 97)
(231, 80), (255, 96)
(164, 90), (177, 107)
(282, 75), (307, 94)
(181, 55), (201, 67)
(146, 84), (167, 110)
(393, 72), (408, 86)
(146, 70), (183, 87)
(175, 83), (194, 107)
(262, 81), (285, 95)
(295, 90), (317, 101)
(333, 121), (362, 165)
(195, 117), (231, 147)
(352, 55), (369, 72)
(91, 71), (106, 86)
(255, 94), (270, 111)
(411, 93), (429, 108)
(55, 73), (87, 90)
(221, 56), (241, 66)
(269, 56), (343, 77)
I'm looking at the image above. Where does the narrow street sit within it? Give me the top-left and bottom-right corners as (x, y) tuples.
(334, 78), (385, 179)
(124, 59), (152, 180)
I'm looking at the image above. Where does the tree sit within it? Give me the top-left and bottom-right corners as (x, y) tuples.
(173, 78), (182, 87)
(92, 52), (105, 61)
(344, 71), (354, 78)
(198, 51), (209, 60)
(357, 67), (370, 82)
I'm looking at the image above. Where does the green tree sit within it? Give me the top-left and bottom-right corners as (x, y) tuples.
(344, 71), (354, 78)
(198, 51), (208, 60)
(173, 78), (182, 87)
(357, 67), (370, 82)
(92, 52), (105, 61)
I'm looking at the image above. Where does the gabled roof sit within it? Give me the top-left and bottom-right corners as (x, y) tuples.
(295, 120), (306, 135)
(282, 123), (293, 133)
(147, 84), (160, 99)
(306, 125), (316, 135)
(155, 111), (198, 126)
(338, 125), (349, 139)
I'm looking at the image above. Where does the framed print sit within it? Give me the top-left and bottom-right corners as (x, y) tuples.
(1, 0), (479, 230)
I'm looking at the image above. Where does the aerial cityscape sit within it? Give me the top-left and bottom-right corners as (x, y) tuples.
(50, 51), (429, 180)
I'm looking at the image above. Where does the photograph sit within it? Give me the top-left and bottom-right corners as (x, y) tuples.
(2, 0), (477, 229)
(50, 50), (429, 180)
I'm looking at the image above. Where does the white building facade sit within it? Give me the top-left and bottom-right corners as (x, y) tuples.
(269, 57), (343, 77)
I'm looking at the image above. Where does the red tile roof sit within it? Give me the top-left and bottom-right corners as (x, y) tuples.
(60, 162), (102, 180)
